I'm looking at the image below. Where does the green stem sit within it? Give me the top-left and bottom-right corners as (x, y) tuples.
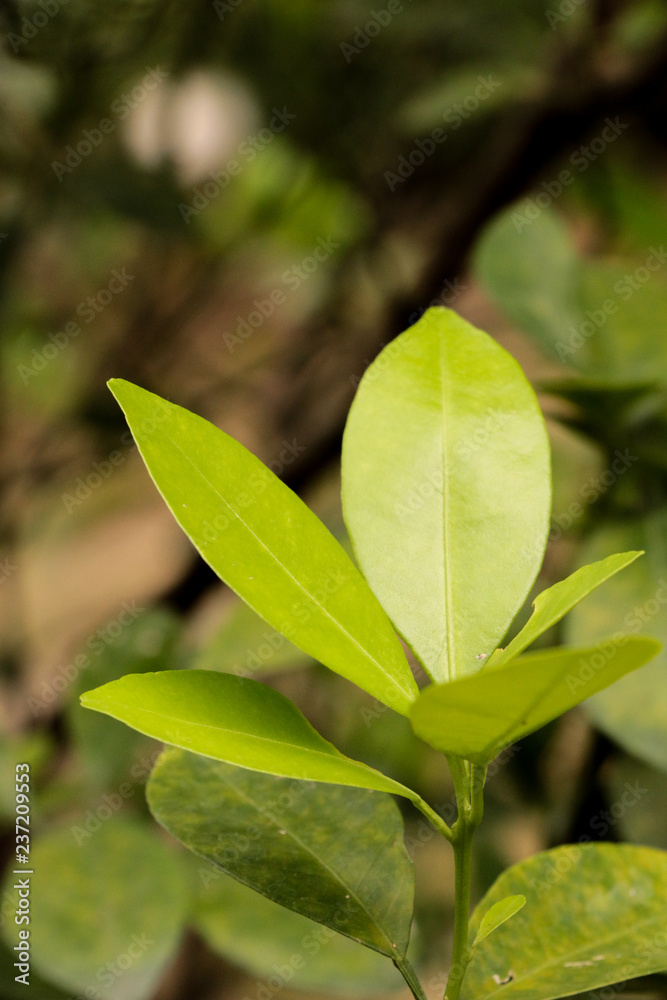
(395, 956), (430, 1000)
(443, 759), (486, 1000)
(444, 821), (475, 1000)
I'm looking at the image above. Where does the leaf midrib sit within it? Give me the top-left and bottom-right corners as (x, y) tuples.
(85, 695), (407, 795)
(439, 335), (456, 682)
(157, 424), (413, 704)
(211, 765), (399, 955)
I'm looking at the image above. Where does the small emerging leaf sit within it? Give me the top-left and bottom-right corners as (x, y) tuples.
(490, 551), (643, 668)
(147, 749), (415, 959)
(410, 637), (661, 764)
(108, 379), (417, 715)
(471, 895), (526, 949)
(462, 843), (667, 1000)
(342, 307), (551, 683)
(81, 670), (421, 801)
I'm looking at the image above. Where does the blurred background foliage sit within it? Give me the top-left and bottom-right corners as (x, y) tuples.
(1, 0), (667, 997)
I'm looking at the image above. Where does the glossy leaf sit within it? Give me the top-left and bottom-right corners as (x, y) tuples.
(342, 307), (551, 683)
(565, 513), (667, 772)
(471, 895), (525, 949)
(81, 669), (420, 800)
(410, 638), (661, 764)
(108, 378), (417, 715)
(190, 861), (405, 994)
(461, 843), (667, 1000)
(490, 552), (642, 667)
(147, 748), (415, 959)
(0, 820), (187, 1000)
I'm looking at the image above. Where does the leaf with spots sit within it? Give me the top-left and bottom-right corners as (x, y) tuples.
(146, 748), (416, 965)
(461, 843), (667, 1000)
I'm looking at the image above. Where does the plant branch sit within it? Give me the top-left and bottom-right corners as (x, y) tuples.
(443, 757), (487, 1000)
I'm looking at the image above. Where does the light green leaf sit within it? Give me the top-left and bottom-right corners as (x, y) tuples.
(342, 307), (551, 683)
(490, 552), (643, 667)
(81, 669), (420, 801)
(0, 820), (187, 1000)
(189, 861), (405, 994)
(472, 207), (583, 366)
(461, 843), (667, 1000)
(565, 512), (667, 772)
(147, 748), (415, 960)
(410, 638), (661, 764)
(471, 895), (526, 949)
(108, 379), (417, 715)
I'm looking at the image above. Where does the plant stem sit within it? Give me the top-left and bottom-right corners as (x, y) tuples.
(443, 760), (486, 1000)
(444, 820), (475, 1000)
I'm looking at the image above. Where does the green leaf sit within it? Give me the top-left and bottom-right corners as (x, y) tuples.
(490, 552), (643, 667)
(108, 378), (417, 715)
(189, 862), (405, 994)
(147, 748), (415, 960)
(461, 843), (667, 1000)
(409, 638), (661, 764)
(81, 669), (420, 800)
(472, 206), (583, 366)
(471, 895), (526, 949)
(341, 307), (551, 683)
(0, 819), (187, 1000)
(565, 512), (667, 772)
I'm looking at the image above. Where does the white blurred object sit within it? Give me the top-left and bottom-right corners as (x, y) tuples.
(123, 70), (259, 184)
